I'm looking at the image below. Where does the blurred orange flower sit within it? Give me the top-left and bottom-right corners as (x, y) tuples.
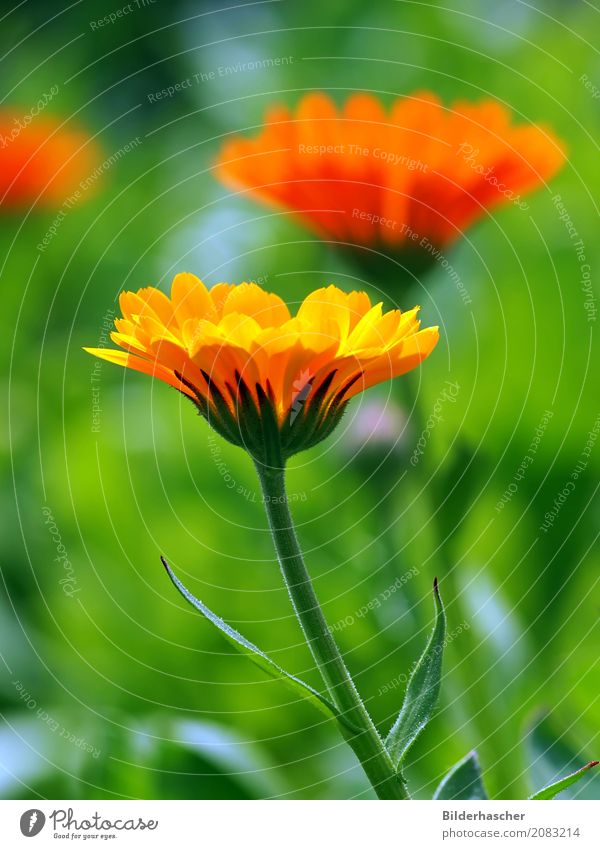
(1, 112), (96, 209)
(84, 275), (438, 460)
(215, 92), (565, 251)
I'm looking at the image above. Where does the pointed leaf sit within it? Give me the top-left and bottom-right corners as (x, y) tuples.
(526, 713), (600, 799)
(161, 557), (358, 733)
(385, 577), (446, 768)
(530, 761), (599, 800)
(433, 750), (489, 800)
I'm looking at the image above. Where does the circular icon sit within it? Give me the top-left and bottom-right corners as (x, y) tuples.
(19, 810), (46, 837)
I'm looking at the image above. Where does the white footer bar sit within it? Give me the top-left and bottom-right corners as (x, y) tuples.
(0, 800), (598, 848)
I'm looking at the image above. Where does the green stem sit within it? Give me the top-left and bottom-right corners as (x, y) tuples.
(255, 462), (408, 800)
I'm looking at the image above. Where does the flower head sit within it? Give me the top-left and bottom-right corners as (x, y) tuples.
(85, 275), (438, 464)
(1, 112), (96, 209)
(215, 92), (565, 260)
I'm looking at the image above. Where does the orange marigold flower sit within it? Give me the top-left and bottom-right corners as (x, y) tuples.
(0, 112), (96, 209)
(84, 275), (439, 463)
(215, 92), (565, 253)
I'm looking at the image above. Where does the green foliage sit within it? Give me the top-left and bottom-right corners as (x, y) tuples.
(162, 557), (357, 733)
(526, 715), (600, 801)
(385, 580), (446, 769)
(433, 751), (488, 800)
(530, 763), (599, 801)
(0, 712), (282, 800)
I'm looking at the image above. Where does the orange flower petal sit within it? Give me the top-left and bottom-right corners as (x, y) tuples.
(85, 281), (439, 438)
(215, 91), (565, 250)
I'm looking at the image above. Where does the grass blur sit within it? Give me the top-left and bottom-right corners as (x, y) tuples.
(2, 0), (599, 800)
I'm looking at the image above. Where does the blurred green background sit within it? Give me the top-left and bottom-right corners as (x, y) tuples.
(2, 0), (599, 800)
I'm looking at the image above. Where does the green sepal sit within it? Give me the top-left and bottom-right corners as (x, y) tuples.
(177, 365), (353, 464)
(225, 373), (261, 442)
(256, 382), (284, 468)
(176, 369), (241, 448)
(161, 557), (359, 734)
(433, 750), (489, 800)
(529, 761), (599, 800)
(201, 370), (244, 446)
(385, 578), (446, 769)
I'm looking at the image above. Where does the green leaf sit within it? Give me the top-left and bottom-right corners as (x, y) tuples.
(530, 761), (599, 800)
(161, 557), (357, 734)
(385, 577), (446, 768)
(433, 750), (489, 800)
(526, 713), (600, 800)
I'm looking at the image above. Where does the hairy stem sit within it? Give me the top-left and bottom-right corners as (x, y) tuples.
(255, 462), (408, 800)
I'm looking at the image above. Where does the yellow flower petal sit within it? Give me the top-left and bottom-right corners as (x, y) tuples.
(171, 273), (213, 326)
(85, 278), (439, 448)
(222, 282), (291, 328)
